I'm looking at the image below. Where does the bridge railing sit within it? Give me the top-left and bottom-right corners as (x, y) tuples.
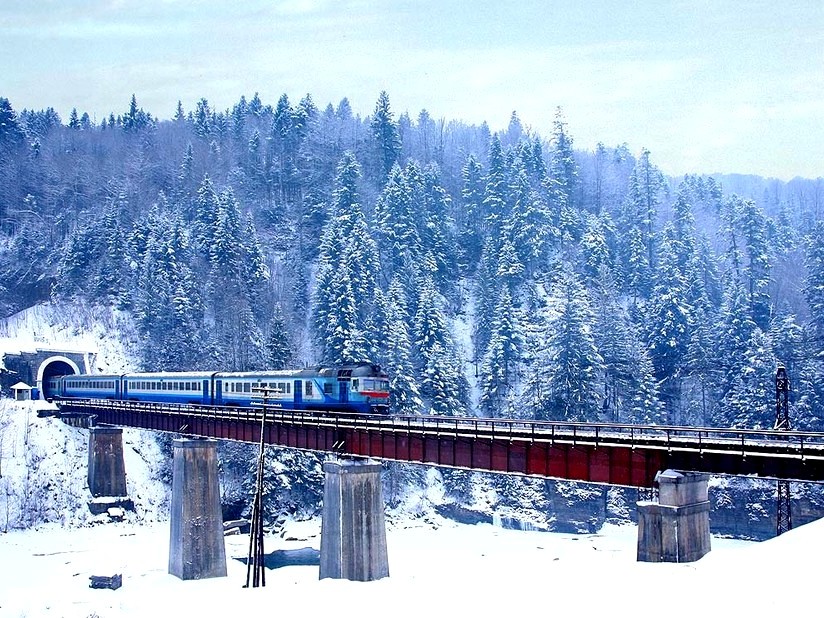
(55, 398), (824, 461)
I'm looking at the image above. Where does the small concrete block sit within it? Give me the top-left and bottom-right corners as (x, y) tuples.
(89, 574), (122, 590)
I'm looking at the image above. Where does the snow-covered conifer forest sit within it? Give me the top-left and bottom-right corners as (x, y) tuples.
(3, 92), (823, 429)
(1, 92), (824, 536)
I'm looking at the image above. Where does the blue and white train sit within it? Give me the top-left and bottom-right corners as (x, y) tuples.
(45, 364), (391, 415)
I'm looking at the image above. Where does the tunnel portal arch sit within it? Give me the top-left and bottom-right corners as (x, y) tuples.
(37, 356), (81, 399)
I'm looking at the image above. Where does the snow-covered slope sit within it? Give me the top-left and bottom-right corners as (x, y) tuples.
(0, 399), (169, 530)
(0, 301), (138, 374)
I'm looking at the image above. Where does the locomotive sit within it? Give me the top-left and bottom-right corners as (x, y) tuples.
(45, 363), (391, 415)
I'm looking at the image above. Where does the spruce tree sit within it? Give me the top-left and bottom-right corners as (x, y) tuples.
(266, 305), (294, 369)
(370, 91), (402, 181)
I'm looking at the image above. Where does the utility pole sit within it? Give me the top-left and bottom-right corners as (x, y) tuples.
(245, 386), (269, 588)
(774, 365), (792, 536)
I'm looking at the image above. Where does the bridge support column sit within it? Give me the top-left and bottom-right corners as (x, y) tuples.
(637, 469), (711, 563)
(87, 427), (127, 497)
(319, 459), (389, 581)
(168, 438), (227, 580)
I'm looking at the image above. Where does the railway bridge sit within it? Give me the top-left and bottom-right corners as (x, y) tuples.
(56, 398), (824, 581)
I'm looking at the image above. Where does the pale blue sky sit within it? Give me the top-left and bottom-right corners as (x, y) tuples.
(2, 1), (822, 179)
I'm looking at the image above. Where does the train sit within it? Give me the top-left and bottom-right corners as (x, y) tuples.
(45, 363), (391, 414)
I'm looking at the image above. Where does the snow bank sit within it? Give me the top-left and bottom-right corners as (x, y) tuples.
(2, 510), (822, 618)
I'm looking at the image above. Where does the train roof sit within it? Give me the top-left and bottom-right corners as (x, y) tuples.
(214, 370), (306, 379)
(123, 372), (217, 379)
(62, 373), (125, 380)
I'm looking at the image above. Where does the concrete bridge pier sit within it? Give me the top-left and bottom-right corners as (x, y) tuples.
(168, 438), (227, 580)
(637, 469), (711, 562)
(319, 459), (389, 581)
(88, 427), (127, 497)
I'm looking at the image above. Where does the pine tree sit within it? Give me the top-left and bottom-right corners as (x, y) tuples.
(546, 107), (579, 212)
(370, 91), (402, 181)
(414, 275), (468, 415)
(804, 221), (824, 339)
(720, 328), (778, 429)
(620, 148), (666, 273)
(581, 214), (612, 281)
(457, 154), (485, 271)
(312, 151), (379, 363)
(532, 271), (603, 421)
(711, 281), (758, 426)
(479, 287), (522, 417)
(383, 276), (422, 415)
(507, 159), (552, 275)
(736, 196), (772, 329)
(482, 135), (508, 243)
(266, 305), (294, 369)
(0, 98), (25, 147)
(592, 268), (634, 422)
(375, 164), (420, 274)
(645, 225), (691, 422)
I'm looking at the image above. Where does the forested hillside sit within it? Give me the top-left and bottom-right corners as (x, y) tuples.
(1, 92), (823, 430)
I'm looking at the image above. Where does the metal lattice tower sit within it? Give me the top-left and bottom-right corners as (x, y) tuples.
(774, 365), (792, 536)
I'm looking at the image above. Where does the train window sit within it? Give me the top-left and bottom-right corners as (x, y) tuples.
(286, 382), (291, 394)
(244, 383), (251, 393)
(323, 382), (333, 394)
(353, 379), (359, 390)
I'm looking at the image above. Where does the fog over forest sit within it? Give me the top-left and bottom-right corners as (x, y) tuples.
(2, 92), (824, 431)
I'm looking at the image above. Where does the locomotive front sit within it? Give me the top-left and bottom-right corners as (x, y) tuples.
(341, 363), (391, 414)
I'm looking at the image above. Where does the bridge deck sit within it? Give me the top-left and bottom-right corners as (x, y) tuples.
(55, 399), (824, 486)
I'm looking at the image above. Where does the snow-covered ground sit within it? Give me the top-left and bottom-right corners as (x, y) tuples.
(0, 401), (820, 618)
(0, 510), (821, 617)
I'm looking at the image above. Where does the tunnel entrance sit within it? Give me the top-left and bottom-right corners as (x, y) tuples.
(38, 357), (80, 399)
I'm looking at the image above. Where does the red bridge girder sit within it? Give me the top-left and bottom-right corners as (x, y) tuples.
(55, 400), (824, 487)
